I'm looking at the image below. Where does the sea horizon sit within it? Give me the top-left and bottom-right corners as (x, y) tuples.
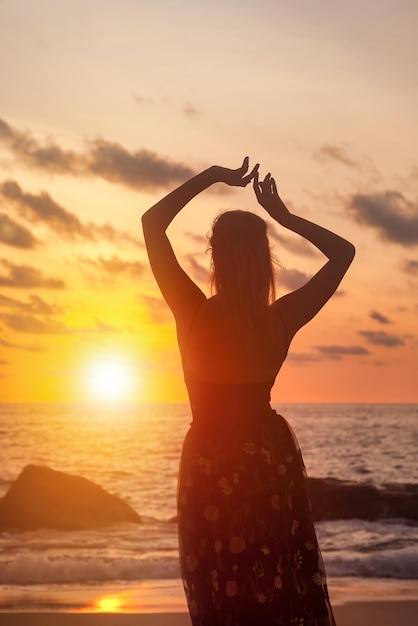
(2, 400), (417, 404)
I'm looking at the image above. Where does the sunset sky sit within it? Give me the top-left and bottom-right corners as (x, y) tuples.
(0, 0), (417, 403)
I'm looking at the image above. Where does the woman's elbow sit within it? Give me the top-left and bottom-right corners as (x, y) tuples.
(346, 242), (356, 263)
(340, 242), (355, 269)
(141, 210), (158, 237)
(141, 210), (152, 228)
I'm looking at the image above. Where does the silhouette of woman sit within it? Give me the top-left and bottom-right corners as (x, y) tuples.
(142, 158), (355, 626)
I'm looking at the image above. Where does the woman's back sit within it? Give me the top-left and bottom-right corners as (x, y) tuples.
(180, 295), (288, 384)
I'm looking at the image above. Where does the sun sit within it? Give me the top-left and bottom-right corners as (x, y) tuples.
(85, 355), (136, 403)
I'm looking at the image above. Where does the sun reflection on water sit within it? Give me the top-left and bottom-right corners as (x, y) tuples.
(80, 582), (187, 614)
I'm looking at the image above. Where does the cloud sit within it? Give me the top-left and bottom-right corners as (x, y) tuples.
(0, 116), (194, 190)
(314, 144), (358, 168)
(279, 268), (309, 290)
(132, 94), (202, 119)
(185, 254), (209, 284)
(0, 179), (142, 246)
(402, 259), (418, 275)
(314, 144), (380, 180)
(0, 117), (81, 173)
(182, 101), (201, 118)
(91, 223), (143, 247)
(315, 345), (370, 360)
(0, 293), (63, 315)
(186, 231), (209, 248)
(0, 336), (45, 352)
(79, 255), (144, 276)
(269, 225), (319, 258)
(138, 294), (172, 324)
(87, 139), (194, 189)
(0, 213), (38, 249)
(286, 345), (370, 365)
(285, 343), (370, 366)
(285, 352), (319, 366)
(349, 191), (418, 245)
(0, 260), (65, 289)
(369, 310), (391, 324)
(1, 179), (88, 238)
(132, 93), (155, 106)
(359, 330), (405, 348)
(0, 313), (70, 334)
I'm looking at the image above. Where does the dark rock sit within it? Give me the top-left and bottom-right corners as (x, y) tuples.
(307, 477), (382, 521)
(307, 477), (418, 521)
(0, 464), (141, 531)
(381, 482), (418, 520)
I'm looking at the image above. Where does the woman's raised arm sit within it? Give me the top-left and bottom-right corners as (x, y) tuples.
(253, 172), (355, 343)
(142, 158), (257, 326)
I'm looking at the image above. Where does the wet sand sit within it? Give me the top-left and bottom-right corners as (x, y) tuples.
(1, 600), (418, 626)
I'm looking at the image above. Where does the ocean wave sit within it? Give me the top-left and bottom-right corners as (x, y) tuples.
(0, 554), (181, 585)
(2, 544), (418, 585)
(326, 545), (418, 579)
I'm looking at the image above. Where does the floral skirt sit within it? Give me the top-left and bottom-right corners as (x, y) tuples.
(177, 408), (336, 626)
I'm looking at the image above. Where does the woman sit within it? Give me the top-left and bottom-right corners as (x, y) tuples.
(142, 158), (355, 626)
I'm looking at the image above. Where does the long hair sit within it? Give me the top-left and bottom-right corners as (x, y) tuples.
(209, 210), (276, 336)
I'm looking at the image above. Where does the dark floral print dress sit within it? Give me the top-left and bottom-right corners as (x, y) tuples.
(178, 376), (336, 626)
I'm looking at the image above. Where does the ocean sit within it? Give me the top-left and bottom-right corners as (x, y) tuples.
(1, 402), (418, 612)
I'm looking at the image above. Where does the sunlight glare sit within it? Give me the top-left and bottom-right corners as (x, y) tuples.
(95, 595), (122, 612)
(85, 355), (135, 403)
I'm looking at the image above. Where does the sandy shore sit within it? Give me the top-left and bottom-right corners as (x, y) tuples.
(1, 601), (418, 626)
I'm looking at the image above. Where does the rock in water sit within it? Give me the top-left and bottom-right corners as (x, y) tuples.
(0, 464), (141, 531)
(307, 477), (382, 521)
(307, 477), (418, 521)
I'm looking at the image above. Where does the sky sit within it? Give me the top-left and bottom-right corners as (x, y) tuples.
(0, 0), (417, 403)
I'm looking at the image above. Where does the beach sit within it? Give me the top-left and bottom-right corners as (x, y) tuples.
(1, 601), (418, 626)
(2, 579), (418, 625)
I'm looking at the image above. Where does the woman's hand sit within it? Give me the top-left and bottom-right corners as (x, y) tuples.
(253, 171), (290, 224)
(212, 157), (259, 187)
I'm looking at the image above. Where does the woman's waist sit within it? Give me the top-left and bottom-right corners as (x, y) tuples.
(184, 368), (274, 422)
(186, 404), (292, 453)
(188, 386), (273, 423)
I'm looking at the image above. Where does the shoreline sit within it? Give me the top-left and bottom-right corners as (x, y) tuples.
(2, 580), (418, 626)
(1, 600), (418, 626)
(3, 577), (418, 610)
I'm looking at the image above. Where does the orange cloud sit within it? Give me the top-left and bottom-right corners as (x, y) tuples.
(1, 180), (142, 246)
(0, 213), (37, 248)
(0, 293), (63, 315)
(0, 260), (65, 289)
(0, 116), (194, 190)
